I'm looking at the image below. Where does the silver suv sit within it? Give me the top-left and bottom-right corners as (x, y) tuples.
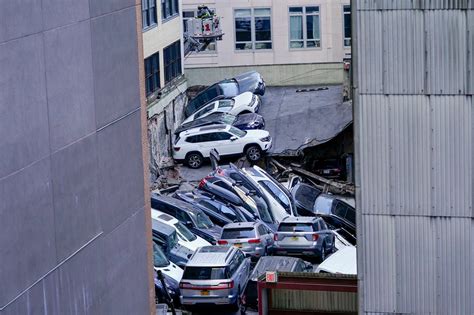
(273, 217), (335, 262)
(179, 246), (250, 309)
(218, 222), (274, 260)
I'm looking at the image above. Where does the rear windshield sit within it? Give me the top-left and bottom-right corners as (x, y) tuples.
(278, 223), (313, 232)
(313, 196), (333, 215)
(183, 267), (228, 280)
(222, 227), (256, 239)
(295, 185), (321, 209)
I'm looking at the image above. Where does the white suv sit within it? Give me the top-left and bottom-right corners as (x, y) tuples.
(173, 124), (272, 168)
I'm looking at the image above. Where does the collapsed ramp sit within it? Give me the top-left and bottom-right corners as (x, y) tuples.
(260, 85), (352, 156)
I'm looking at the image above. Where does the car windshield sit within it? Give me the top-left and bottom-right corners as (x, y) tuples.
(313, 196), (333, 215)
(252, 196), (274, 224)
(194, 103), (215, 119)
(183, 267), (228, 280)
(175, 222), (197, 242)
(169, 231), (178, 248)
(229, 126), (247, 137)
(222, 227), (256, 239)
(260, 180), (291, 212)
(193, 212), (215, 229)
(218, 81), (239, 96)
(153, 243), (170, 267)
(278, 223), (313, 232)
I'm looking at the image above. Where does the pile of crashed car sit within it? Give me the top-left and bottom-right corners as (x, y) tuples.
(151, 163), (356, 312)
(152, 71), (357, 313)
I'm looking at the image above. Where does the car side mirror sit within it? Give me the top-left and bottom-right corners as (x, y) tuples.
(185, 221), (193, 227)
(230, 136), (238, 141)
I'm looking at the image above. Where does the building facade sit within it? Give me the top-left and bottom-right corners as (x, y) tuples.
(141, 0), (188, 180)
(0, 1), (153, 314)
(354, 1), (473, 314)
(182, 0), (351, 86)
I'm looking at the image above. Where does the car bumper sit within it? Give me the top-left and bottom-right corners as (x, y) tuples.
(181, 294), (237, 306)
(272, 245), (321, 257)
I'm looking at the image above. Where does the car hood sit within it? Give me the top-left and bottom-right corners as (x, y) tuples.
(316, 246), (357, 275)
(186, 236), (212, 251)
(245, 129), (269, 138)
(202, 225), (223, 240)
(155, 261), (184, 282)
(234, 113), (264, 126)
(233, 91), (254, 106)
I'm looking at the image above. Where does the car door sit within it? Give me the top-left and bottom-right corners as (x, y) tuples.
(234, 251), (249, 290)
(213, 132), (241, 156)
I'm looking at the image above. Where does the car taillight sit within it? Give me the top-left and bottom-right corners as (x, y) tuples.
(174, 147), (180, 151)
(215, 281), (234, 290)
(179, 282), (193, 289)
(217, 240), (228, 245)
(198, 175), (212, 189)
(248, 238), (260, 244)
(198, 178), (207, 189)
(274, 234), (278, 241)
(312, 233), (319, 241)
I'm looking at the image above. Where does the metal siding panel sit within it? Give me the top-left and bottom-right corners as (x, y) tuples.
(383, 10), (425, 94)
(359, 95), (390, 215)
(430, 96), (472, 217)
(426, 10), (467, 95)
(362, 215), (396, 312)
(389, 96), (431, 216)
(358, 0), (472, 10)
(468, 11), (474, 95)
(435, 218), (472, 315)
(357, 10), (383, 94)
(395, 216), (436, 314)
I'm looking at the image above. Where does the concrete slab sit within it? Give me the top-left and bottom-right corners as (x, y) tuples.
(258, 85), (352, 156)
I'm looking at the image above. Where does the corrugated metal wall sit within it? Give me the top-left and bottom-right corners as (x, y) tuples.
(354, 1), (474, 314)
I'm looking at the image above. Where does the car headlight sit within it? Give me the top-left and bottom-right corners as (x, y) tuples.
(260, 136), (271, 142)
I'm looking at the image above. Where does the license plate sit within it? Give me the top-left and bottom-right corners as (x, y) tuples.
(234, 243), (242, 248)
(323, 170), (330, 174)
(201, 290), (210, 296)
(292, 236), (299, 241)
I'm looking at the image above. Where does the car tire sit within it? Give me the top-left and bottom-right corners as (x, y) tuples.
(319, 243), (326, 263)
(185, 152), (203, 169)
(245, 145), (262, 162)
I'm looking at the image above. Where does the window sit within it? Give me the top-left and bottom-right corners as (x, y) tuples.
(183, 10), (217, 52)
(142, 0), (157, 29)
(343, 5), (351, 47)
(175, 209), (192, 223)
(194, 104), (214, 119)
(289, 6), (320, 48)
(235, 8), (272, 50)
(162, 0), (179, 20)
(144, 52), (160, 96)
(278, 223), (313, 232)
(164, 40), (182, 83)
(215, 132), (232, 141)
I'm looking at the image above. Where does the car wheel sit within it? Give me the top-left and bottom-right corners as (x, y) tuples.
(319, 244), (326, 262)
(185, 152), (203, 169)
(246, 145), (262, 162)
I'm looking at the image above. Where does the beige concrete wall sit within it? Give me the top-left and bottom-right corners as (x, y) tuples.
(142, 1), (184, 89)
(185, 62), (343, 87)
(183, 0), (351, 68)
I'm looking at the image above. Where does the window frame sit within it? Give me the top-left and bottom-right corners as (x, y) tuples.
(161, 0), (179, 22)
(234, 7), (273, 52)
(144, 52), (161, 96)
(142, 0), (158, 31)
(343, 5), (351, 48)
(288, 5), (321, 50)
(163, 40), (182, 84)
